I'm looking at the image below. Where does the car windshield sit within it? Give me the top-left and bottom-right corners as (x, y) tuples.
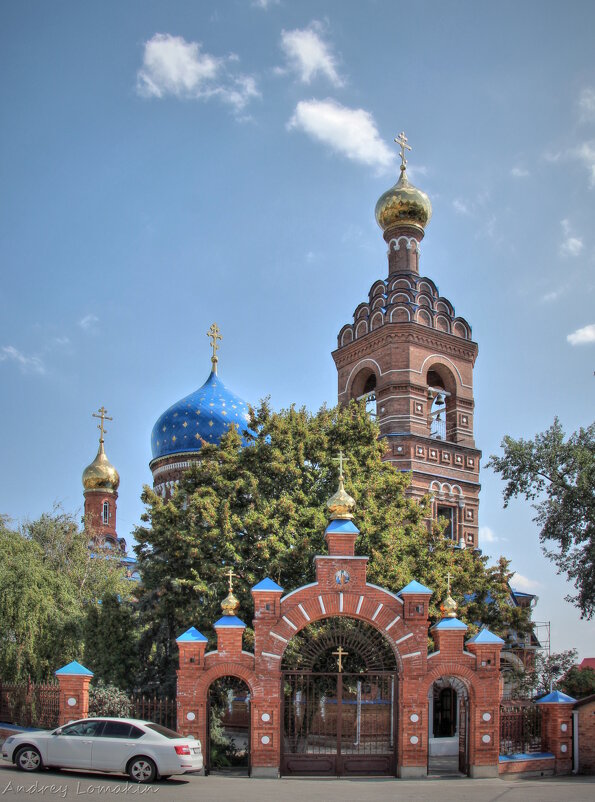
(145, 723), (185, 739)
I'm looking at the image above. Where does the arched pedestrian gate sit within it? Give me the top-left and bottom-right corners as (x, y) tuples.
(280, 618), (398, 777)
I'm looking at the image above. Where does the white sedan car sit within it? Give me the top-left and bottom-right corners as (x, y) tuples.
(1, 718), (202, 783)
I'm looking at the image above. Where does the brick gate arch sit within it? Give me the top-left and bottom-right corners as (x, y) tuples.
(175, 514), (504, 778)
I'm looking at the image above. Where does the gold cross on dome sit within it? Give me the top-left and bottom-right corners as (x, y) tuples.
(207, 323), (222, 374)
(226, 567), (237, 592)
(333, 450), (346, 479)
(394, 131), (412, 169)
(447, 571), (451, 595)
(332, 645), (349, 673)
(92, 406), (112, 443)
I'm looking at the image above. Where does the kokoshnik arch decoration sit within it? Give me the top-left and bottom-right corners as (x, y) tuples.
(333, 133), (480, 549)
(175, 471), (504, 778)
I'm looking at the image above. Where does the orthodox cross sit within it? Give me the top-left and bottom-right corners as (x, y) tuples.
(226, 567), (237, 593)
(447, 571), (451, 595)
(394, 131), (412, 169)
(333, 450), (346, 479)
(92, 406), (112, 443)
(207, 323), (222, 374)
(332, 645), (348, 673)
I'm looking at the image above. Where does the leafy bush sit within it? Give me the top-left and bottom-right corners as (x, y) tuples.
(88, 680), (132, 718)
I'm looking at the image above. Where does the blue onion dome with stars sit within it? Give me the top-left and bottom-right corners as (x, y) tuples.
(150, 323), (252, 462)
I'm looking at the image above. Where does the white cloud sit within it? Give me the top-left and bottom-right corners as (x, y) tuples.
(573, 140), (595, 187)
(252, 0), (280, 8)
(479, 526), (498, 544)
(453, 199), (470, 215)
(0, 345), (45, 375)
(541, 288), (563, 303)
(510, 572), (542, 592)
(578, 87), (595, 121)
(79, 314), (99, 331)
(280, 22), (343, 86)
(559, 219), (584, 257)
(511, 166), (529, 178)
(136, 33), (259, 112)
(567, 323), (595, 346)
(287, 100), (393, 173)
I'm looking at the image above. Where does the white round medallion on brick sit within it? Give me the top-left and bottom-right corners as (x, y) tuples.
(482, 734), (491, 743)
(482, 712), (491, 722)
(67, 697), (77, 707)
(261, 735), (270, 745)
(410, 713), (419, 723)
(410, 735), (419, 745)
(561, 744), (567, 753)
(186, 712), (195, 721)
(261, 712), (270, 722)
(561, 722), (567, 732)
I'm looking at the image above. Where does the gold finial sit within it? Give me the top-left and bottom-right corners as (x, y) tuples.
(332, 645), (348, 673)
(394, 131), (412, 172)
(441, 571), (458, 618)
(207, 323), (222, 375)
(92, 406), (113, 444)
(327, 452), (356, 520)
(221, 567), (240, 616)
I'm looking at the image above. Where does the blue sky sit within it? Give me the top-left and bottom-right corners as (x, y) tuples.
(1, 0), (593, 658)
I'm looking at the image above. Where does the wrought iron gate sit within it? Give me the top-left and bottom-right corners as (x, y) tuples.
(281, 672), (397, 776)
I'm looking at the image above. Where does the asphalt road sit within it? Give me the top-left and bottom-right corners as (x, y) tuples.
(0, 764), (594, 802)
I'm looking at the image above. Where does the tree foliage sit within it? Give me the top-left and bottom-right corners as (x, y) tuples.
(135, 401), (530, 693)
(487, 418), (595, 618)
(561, 665), (595, 699)
(0, 510), (131, 682)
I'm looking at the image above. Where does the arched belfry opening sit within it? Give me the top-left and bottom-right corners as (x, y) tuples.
(350, 370), (377, 418)
(281, 617), (398, 777)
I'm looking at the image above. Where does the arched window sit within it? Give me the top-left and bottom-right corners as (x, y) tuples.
(357, 374), (377, 418)
(102, 501), (109, 525)
(427, 369), (451, 440)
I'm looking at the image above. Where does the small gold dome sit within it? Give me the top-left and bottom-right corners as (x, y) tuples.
(375, 166), (432, 233)
(221, 590), (240, 616)
(82, 442), (120, 492)
(327, 477), (356, 520)
(441, 593), (458, 619)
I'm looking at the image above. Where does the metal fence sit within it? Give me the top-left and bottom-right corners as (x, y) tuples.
(499, 704), (542, 755)
(0, 680), (60, 730)
(130, 695), (177, 731)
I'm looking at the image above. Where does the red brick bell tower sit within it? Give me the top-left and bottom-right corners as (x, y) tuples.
(332, 133), (481, 548)
(82, 406), (122, 551)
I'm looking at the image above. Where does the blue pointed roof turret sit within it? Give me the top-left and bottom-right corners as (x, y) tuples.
(325, 519), (359, 535)
(176, 626), (208, 643)
(466, 628), (505, 645)
(252, 578), (284, 592)
(536, 690), (576, 704)
(55, 661), (93, 677)
(214, 615), (246, 628)
(398, 580), (433, 596)
(432, 617), (468, 631)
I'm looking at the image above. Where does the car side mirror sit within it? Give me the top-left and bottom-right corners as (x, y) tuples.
(53, 728), (62, 736)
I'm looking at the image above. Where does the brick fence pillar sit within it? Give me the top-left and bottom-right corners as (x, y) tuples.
(176, 627), (208, 743)
(536, 691), (576, 775)
(55, 661), (93, 726)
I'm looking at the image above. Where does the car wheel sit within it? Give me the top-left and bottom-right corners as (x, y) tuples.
(128, 757), (157, 784)
(15, 746), (43, 772)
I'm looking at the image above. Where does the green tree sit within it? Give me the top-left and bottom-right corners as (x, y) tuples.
(560, 665), (595, 699)
(0, 510), (131, 682)
(487, 419), (595, 618)
(135, 401), (530, 693)
(83, 595), (140, 691)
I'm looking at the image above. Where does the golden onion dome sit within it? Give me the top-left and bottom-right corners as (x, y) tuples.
(221, 590), (240, 616)
(441, 593), (458, 619)
(327, 477), (356, 520)
(82, 441), (120, 492)
(375, 165), (432, 233)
